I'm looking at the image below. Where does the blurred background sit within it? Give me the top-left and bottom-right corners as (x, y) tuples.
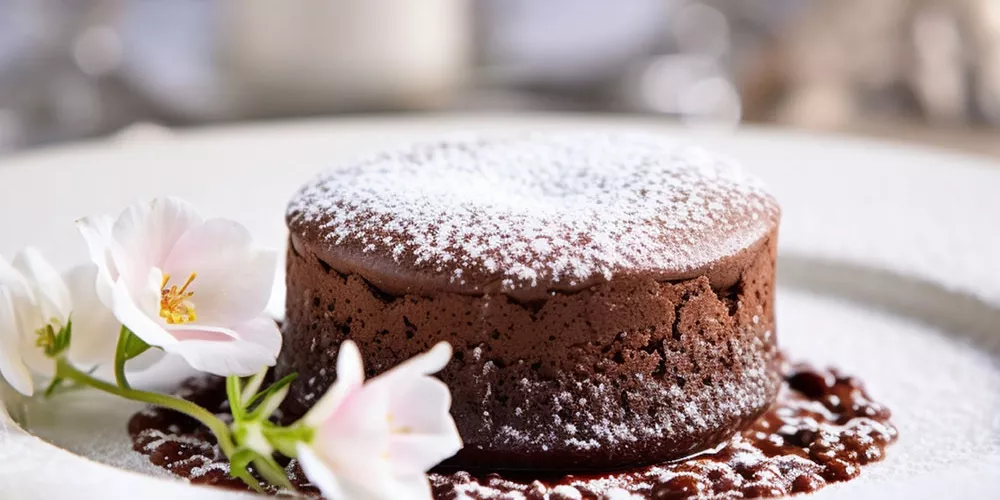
(1, 0), (999, 156)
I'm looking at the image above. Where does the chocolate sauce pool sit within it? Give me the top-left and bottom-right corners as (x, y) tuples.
(128, 362), (897, 499)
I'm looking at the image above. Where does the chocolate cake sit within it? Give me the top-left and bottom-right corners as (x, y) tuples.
(276, 133), (782, 471)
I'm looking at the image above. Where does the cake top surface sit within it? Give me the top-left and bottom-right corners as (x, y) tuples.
(287, 132), (779, 298)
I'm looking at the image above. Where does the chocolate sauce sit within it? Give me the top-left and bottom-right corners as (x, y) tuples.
(128, 362), (896, 499)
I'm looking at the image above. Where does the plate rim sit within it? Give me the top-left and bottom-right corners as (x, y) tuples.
(1, 113), (999, 500)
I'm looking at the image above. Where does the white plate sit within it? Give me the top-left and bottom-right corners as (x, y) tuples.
(1, 114), (999, 500)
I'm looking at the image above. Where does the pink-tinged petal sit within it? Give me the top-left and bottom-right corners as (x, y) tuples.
(166, 325), (238, 341)
(63, 265), (120, 369)
(309, 387), (408, 499)
(112, 197), (203, 294)
(297, 342), (457, 500)
(231, 315), (282, 358)
(163, 317), (280, 376)
(75, 199), (281, 378)
(109, 278), (177, 348)
(389, 473), (435, 500)
(76, 214), (118, 306)
(298, 444), (413, 500)
(302, 422), (434, 500)
(296, 445), (350, 500)
(162, 219), (276, 325)
(0, 287), (33, 396)
(165, 338), (274, 376)
(336, 341), (366, 388)
(385, 378), (463, 472)
(379, 342), (452, 381)
(303, 340), (366, 428)
(318, 383), (391, 445)
(113, 197), (203, 264)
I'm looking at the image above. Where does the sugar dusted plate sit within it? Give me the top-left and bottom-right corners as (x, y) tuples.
(1, 114), (999, 499)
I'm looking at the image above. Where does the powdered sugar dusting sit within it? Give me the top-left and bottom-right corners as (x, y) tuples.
(288, 132), (777, 291)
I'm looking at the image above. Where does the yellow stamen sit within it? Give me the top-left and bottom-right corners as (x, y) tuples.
(160, 272), (198, 324)
(35, 324), (55, 350)
(176, 272), (196, 295)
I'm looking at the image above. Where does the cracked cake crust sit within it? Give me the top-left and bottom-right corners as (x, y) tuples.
(277, 229), (780, 471)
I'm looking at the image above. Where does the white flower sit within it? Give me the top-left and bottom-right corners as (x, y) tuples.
(296, 341), (462, 500)
(77, 197), (281, 377)
(0, 248), (118, 395)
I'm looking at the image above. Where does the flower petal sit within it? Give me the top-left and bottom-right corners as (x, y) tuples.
(2, 249), (68, 380)
(18, 333), (54, 379)
(12, 247), (72, 325)
(309, 387), (401, 498)
(389, 473), (435, 500)
(0, 256), (31, 304)
(163, 316), (280, 376)
(0, 255), (37, 335)
(233, 315), (282, 357)
(386, 378), (463, 472)
(297, 445), (355, 500)
(109, 276), (177, 348)
(111, 197), (203, 295)
(162, 219), (276, 325)
(379, 342), (452, 381)
(298, 342), (456, 500)
(303, 394), (434, 500)
(62, 265), (121, 369)
(0, 287), (33, 396)
(303, 340), (366, 428)
(76, 214), (118, 306)
(167, 324), (239, 341)
(370, 342), (460, 473)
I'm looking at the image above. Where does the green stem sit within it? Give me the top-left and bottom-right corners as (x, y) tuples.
(113, 326), (131, 389)
(55, 359), (236, 457)
(262, 424), (313, 458)
(226, 375), (244, 421)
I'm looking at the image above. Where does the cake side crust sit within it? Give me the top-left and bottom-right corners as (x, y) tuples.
(277, 228), (781, 471)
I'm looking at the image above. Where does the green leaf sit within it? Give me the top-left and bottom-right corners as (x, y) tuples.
(54, 316), (72, 355)
(245, 372), (297, 414)
(120, 327), (151, 360)
(114, 327), (152, 389)
(246, 386), (289, 422)
(227, 446), (294, 492)
(228, 448), (264, 493)
(240, 369), (268, 407)
(252, 454), (293, 491)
